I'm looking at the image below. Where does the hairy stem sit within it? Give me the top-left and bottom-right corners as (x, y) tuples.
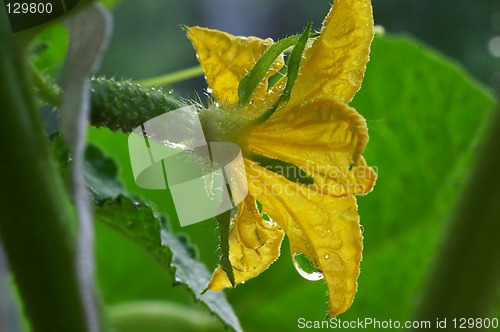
(0, 11), (87, 332)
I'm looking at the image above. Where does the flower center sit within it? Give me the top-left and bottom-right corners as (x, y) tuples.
(198, 104), (254, 154)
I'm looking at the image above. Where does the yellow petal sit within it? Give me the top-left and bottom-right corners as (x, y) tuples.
(187, 26), (284, 107)
(291, 0), (374, 104)
(245, 160), (363, 317)
(248, 99), (376, 197)
(208, 195), (284, 290)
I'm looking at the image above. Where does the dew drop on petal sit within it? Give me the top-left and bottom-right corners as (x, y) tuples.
(262, 212), (277, 227)
(292, 253), (324, 281)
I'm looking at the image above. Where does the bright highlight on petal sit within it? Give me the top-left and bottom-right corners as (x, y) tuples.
(292, 0), (374, 104)
(245, 160), (363, 316)
(187, 0), (375, 318)
(248, 99), (376, 197)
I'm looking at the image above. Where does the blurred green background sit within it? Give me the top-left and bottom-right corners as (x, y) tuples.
(98, 0), (500, 94)
(29, 0), (500, 331)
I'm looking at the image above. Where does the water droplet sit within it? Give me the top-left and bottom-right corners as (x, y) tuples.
(133, 201), (140, 207)
(206, 87), (213, 94)
(324, 254), (330, 260)
(292, 253), (323, 281)
(262, 213), (277, 227)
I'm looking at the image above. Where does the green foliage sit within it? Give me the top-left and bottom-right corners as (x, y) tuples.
(0, 12), (87, 332)
(81, 33), (493, 331)
(84, 34), (496, 332)
(201, 34), (493, 331)
(349, 35), (495, 323)
(83, 144), (242, 332)
(47, 136), (240, 330)
(3, 3), (497, 330)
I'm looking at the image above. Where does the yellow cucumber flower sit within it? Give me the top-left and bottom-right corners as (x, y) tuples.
(187, 0), (376, 317)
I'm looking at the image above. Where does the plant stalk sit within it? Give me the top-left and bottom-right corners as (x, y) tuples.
(0, 10), (87, 332)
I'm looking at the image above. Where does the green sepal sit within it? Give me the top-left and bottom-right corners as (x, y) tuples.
(215, 209), (236, 287)
(237, 34), (301, 107)
(248, 153), (314, 185)
(257, 23), (312, 123)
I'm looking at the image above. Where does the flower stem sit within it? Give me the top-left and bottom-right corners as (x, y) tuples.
(415, 107), (500, 322)
(139, 65), (204, 87)
(0, 13), (87, 332)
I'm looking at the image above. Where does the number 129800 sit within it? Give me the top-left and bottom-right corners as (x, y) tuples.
(6, 2), (53, 14)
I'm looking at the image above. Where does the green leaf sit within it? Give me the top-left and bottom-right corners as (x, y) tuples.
(237, 34), (301, 106)
(83, 144), (242, 332)
(222, 34), (495, 331)
(51, 138), (241, 331)
(351, 35), (495, 321)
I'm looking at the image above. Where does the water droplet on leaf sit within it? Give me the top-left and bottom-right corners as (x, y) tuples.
(292, 253), (323, 281)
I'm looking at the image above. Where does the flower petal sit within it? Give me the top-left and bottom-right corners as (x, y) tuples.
(208, 195), (284, 290)
(248, 99), (376, 197)
(291, 0), (374, 104)
(187, 26), (284, 107)
(245, 160), (363, 317)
